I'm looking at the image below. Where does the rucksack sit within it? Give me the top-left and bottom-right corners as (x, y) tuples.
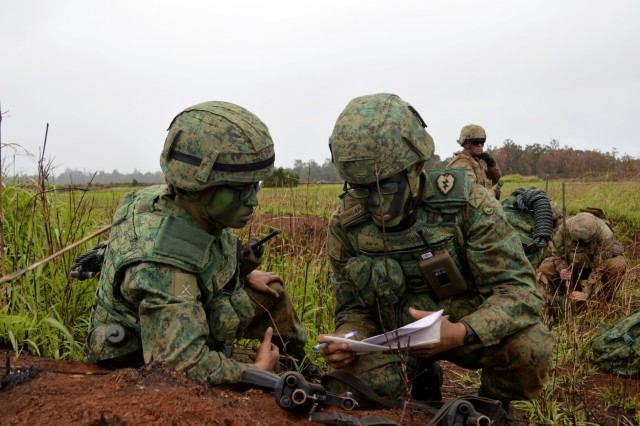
(585, 310), (640, 377)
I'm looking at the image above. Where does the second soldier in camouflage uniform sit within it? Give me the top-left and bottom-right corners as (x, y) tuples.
(537, 211), (627, 311)
(317, 94), (554, 410)
(88, 101), (307, 385)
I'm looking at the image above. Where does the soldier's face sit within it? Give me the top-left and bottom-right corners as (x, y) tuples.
(201, 182), (260, 229)
(351, 172), (410, 228)
(464, 139), (485, 157)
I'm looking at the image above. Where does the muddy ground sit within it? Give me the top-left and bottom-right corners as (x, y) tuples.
(1, 351), (638, 425)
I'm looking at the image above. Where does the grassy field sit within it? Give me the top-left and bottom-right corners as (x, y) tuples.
(1, 176), (639, 424)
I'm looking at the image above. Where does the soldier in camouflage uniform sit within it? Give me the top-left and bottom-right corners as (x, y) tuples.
(88, 101), (308, 385)
(317, 94), (554, 410)
(500, 188), (555, 269)
(537, 211), (627, 312)
(446, 124), (502, 199)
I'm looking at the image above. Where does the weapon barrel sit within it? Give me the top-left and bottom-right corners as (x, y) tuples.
(251, 229), (280, 249)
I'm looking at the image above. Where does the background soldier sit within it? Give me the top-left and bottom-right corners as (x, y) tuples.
(318, 94), (553, 413)
(88, 101), (308, 385)
(447, 124), (502, 199)
(537, 211), (627, 312)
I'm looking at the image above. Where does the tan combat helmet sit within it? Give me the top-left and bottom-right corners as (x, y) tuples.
(568, 212), (600, 243)
(457, 124), (486, 146)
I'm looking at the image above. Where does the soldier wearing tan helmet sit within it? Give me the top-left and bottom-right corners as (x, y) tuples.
(318, 93), (553, 414)
(88, 101), (309, 384)
(446, 124), (502, 198)
(537, 211), (627, 322)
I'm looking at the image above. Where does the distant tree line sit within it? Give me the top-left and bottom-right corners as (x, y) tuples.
(13, 139), (638, 185)
(487, 139), (639, 179)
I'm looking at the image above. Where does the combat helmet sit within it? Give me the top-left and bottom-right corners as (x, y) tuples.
(160, 101), (275, 192)
(568, 212), (599, 243)
(329, 93), (434, 184)
(457, 124), (486, 146)
(550, 201), (562, 224)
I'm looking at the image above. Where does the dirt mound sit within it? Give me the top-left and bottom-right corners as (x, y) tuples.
(2, 351), (638, 425)
(0, 351), (428, 426)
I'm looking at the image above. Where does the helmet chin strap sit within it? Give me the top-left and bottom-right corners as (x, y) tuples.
(175, 186), (222, 230)
(404, 168), (424, 213)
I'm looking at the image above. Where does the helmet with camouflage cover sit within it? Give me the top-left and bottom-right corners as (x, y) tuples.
(550, 201), (562, 224)
(329, 93), (434, 184)
(160, 101), (275, 192)
(457, 124), (486, 146)
(568, 212), (599, 243)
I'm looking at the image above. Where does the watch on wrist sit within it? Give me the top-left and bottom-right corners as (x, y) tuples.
(462, 321), (480, 346)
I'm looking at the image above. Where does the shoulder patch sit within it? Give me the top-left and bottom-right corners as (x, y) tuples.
(468, 185), (485, 209)
(435, 173), (456, 195)
(172, 272), (199, 300)
(482, 204), (495, 215)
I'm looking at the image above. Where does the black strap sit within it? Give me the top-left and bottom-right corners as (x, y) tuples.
(310, 412), (400, 426)
(321, 371), (441, 414)
(169, 150), (275, 172)
(322, 372), (507, 426)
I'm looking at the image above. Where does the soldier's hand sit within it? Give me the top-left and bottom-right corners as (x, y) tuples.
(316, 334), (358, 369)
(560, 268), (572, 281)
(478, 152), (496, 167)
(244, 271), (281, 298)
(254, 327), (280, 372)
(570, 291), (589, 301)
(406, 308), (465, 358)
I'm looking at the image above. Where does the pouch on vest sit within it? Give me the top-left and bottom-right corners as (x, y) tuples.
(345, 256), (375, 307)
(371, 258), (405, 306)
(208, 295), (240, 357)
(415, 231), (466, 300)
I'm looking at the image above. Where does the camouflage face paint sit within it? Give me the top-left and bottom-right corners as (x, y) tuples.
(202, 184), (259, 229)
(357, 173), (410, 228)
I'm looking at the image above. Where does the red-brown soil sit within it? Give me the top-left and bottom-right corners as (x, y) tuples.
(2, 351), (638, 425)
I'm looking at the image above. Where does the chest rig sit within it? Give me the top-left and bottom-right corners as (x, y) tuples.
(91, 185), (250, 359)
(339, 168), (475, 330)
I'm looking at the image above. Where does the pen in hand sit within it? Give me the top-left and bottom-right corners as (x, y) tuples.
(312, 330), (358, 351)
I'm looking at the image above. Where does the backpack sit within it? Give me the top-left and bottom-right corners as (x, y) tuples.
(585, 310), (640, 377)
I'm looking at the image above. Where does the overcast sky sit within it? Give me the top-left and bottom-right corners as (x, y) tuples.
(2, 1), (639, 175)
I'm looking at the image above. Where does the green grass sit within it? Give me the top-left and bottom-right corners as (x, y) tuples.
(2, 175), (640, 424)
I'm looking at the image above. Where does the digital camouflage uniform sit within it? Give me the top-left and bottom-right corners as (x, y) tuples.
(500, 188), (555, 269)
(446, 150), (501, 191)
(537, 212), (627, 309)
(88, 102), (307, 385)
(326, 94), (554, 405)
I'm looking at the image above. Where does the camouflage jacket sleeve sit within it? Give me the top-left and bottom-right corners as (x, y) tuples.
(584, 225), (618, 292)
(458, 187), (544, 347)
(120, 262), (250, 385)
(326, 210), (381, 338)
(549, 224), (570, 271)
(485, 163), (502, 185)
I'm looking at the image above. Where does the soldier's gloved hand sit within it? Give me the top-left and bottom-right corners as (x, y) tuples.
(478, 152), (496, 167)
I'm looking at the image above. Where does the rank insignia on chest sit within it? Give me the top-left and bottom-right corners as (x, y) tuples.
(436, 173), (456, 195)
